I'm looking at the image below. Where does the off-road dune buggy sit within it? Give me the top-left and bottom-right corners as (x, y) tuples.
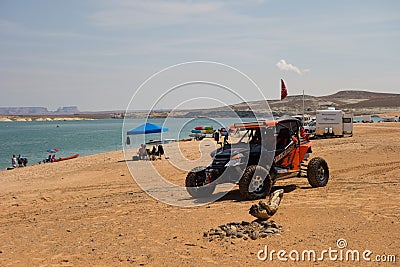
(185, 118), (329, 200)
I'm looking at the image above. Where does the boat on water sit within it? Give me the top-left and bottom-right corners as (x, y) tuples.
(54, 154), (79, 162)
(188, 133), (206, 138)
(194, 126), (213, 131)
(145, 140), (170, 145)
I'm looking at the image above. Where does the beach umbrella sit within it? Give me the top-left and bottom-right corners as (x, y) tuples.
(127, 122), (168, 135)
(47, 148), (59, 153)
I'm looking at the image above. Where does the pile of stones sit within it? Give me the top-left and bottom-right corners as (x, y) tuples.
(203, 219), (282, 241)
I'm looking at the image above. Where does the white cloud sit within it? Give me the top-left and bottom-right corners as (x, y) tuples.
(276, 59), (308, 75)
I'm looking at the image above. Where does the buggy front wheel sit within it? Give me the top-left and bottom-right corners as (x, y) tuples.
(185, 166), (216, 198)
(239, 165), (272, 200)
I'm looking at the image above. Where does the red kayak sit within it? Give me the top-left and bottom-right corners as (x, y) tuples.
(54, 154), (79, 162)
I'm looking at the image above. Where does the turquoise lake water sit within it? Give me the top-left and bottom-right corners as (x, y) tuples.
(0, 118), (253, 170)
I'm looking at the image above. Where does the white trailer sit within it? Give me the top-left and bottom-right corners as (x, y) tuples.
(315, 109), (353, 137)
(342, 113), (353, 135)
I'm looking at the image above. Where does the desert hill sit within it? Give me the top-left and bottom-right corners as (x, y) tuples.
(154, 90), (399, 118)
(2, 90), (399, 119)
(205, 90), (400, 117)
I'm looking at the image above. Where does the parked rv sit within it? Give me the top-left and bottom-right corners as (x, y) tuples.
(315, 109), (353, 137)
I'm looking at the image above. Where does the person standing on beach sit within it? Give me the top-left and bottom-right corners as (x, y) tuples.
(11, 155), (17, 168)
(17, 155), (23, 167)
(213, 130), (219, 143)
(220, 128), (228, 144)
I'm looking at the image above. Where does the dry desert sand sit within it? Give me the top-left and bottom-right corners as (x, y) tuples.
(0, 123), (399, 266)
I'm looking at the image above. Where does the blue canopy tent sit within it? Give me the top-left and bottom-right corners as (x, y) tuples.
(127, 122), (168, 135)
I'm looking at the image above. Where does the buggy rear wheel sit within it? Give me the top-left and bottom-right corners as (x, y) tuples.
(239, 165), (272, 200)
(307, 157), (329, 187)
(185, 166), (216, 198)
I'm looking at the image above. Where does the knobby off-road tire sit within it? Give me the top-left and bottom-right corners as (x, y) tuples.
(307, 157), (329, 187)
(239, 165), (272, 200)
(185, 166), (216, 198)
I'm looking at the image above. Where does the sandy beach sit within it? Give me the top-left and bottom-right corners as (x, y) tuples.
(0, 123), (399, 266)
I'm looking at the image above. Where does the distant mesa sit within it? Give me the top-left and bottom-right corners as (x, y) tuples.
(0, 106), (80, 116)
(55, 106), (80, 115)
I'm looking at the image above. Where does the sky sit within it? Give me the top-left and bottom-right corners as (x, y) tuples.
(0, 0), (399, 111)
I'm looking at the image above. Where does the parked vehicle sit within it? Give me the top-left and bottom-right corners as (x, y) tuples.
(293, 114), (312, 126)
(304, 120), (316, 135)
(185, 118), (329, 200)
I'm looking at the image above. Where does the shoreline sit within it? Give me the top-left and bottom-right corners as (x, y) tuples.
(1, 140), (185, 172)
(1, 148), (123, 172)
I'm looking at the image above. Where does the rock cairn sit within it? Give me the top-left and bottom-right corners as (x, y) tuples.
(203, 189), (284, 242)
(203, 220), (282, 241)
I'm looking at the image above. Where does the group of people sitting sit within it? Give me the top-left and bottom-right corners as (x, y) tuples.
(11, 154), (28, 168)
(138, 144), (166, 161)
(44, 154), (57, 163)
